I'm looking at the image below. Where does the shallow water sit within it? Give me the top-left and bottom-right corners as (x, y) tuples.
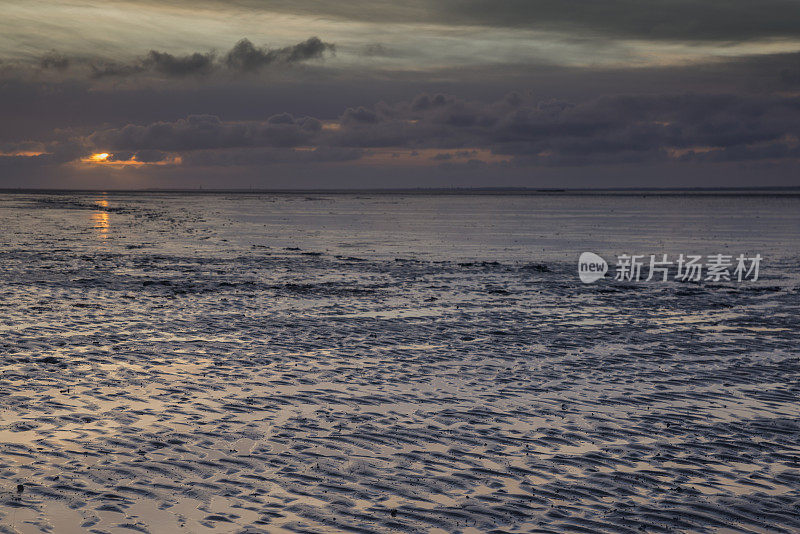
(0, 192), (798, 533)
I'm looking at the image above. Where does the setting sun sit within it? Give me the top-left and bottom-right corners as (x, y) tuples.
(78, 152), (181, 167)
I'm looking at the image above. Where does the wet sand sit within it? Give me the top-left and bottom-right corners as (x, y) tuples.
(0, 193), (798, 533)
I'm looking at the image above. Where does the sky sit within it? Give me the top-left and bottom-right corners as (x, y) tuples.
(2, 0), (800, 189)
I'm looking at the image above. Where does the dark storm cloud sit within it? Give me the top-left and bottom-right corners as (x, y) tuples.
(143, 51), (215, 76)
(40, 52), (69, 70)
(341, 106), (380, 124)
(140, 0), (800, 42)
(85, 37), (333, 78)
(224, 37), (334, 72)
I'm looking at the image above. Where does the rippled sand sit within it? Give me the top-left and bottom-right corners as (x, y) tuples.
(0, 193), (798, 533)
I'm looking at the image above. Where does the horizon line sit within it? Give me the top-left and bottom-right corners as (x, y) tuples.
(1, 186), (799, 196)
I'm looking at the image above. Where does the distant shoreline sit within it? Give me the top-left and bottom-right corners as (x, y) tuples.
(1, 187), (799, 197)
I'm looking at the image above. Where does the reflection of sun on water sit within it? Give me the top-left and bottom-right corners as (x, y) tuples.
(92, 198), (110, 237)
(91, 212), (110, 236)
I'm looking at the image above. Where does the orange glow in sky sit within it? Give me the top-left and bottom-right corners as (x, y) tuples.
(80, 153), (182, 167)
(0, 151), (47, 157)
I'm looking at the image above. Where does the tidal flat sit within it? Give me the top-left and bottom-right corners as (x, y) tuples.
(0, 192), (798, 533)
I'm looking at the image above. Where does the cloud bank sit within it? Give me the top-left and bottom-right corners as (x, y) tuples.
(25, 92), (794, 173)
(48, 37), (336, 79)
